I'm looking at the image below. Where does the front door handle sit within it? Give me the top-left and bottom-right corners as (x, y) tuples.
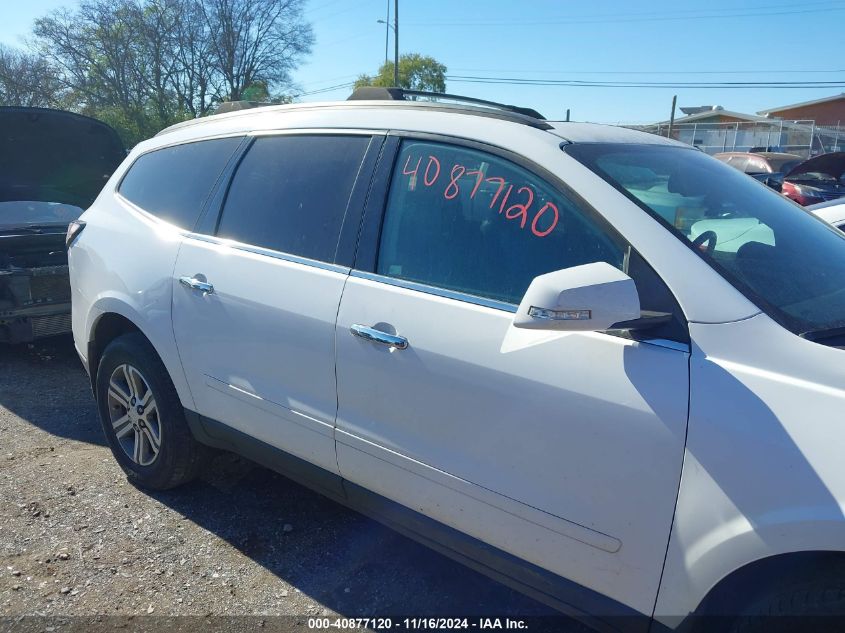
(179, 276), (214, 295)
(350, 324), (408, 350)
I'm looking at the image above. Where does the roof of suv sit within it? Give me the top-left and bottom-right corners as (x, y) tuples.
(157, 99), (685, 148)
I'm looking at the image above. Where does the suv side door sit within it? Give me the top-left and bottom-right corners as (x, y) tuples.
(172, 131), (382, 475)
(334, 136), (690, 617)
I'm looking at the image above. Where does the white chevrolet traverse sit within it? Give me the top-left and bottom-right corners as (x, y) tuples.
(68, 88), (845, 632)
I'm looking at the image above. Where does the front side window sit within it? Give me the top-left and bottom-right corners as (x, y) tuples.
(216, 134), (371, 263)
(377, 140), (624, 305)
(566, 143), (845, 336)
(119, 137), (242, 230)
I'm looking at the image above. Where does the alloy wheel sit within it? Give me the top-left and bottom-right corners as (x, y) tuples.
(107, 363), (162, 466)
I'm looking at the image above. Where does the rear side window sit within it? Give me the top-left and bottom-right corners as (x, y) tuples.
(119, 137), (242, 230)
(745, 158), (769, 174)
(377, 140), (624, 305)
(216, 135), (371, 263)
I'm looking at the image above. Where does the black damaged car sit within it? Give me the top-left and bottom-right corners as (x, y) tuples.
(782, 151), (845, 206)
(0, 107), (125, 344)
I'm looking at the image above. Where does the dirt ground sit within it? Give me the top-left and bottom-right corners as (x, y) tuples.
(0, 336), (584, 632)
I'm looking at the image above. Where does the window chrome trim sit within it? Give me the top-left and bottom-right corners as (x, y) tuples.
(141, 130), (249, 153)
(185, 232), (351, 275)
(351, 270), (691, 352)
(248, 128), (387, 138)
(350, 270), (517, 313)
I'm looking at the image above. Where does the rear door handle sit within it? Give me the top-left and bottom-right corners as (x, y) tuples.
(350, 324), (408, 350)
(179, 276), (214, 295)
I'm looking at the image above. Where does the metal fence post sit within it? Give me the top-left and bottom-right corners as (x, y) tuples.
(810, 121), (816, 155)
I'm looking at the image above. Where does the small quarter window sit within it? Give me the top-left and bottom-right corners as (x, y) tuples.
(119, 137), (242, 230)
(377, 141), (625, 305)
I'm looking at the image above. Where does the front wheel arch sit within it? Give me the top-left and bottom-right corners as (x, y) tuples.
(692, 551), (845, 621)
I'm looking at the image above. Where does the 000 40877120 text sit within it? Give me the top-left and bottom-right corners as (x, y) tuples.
(400, 153), (560, 239)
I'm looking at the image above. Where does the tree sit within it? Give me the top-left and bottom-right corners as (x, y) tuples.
(172, 0), (225, 117)
(355, 53), (446, 93)
(0, 45), (63, 108)
(200, 0), (313, 102)
(33, 0), (156, 143)
(29, 0), (313, 146)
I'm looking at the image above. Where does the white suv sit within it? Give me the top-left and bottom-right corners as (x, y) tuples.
(68, 89), (845, 631)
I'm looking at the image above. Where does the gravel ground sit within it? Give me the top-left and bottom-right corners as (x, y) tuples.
(0, 336), (585, 632)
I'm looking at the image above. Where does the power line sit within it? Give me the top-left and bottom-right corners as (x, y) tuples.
(306, 0), (371, 21)
(291, 75), (845, 99)
(406, 2), (845, 27)
(297, 74), (360, 89)
(292, 81), (356, 97)
(316, 30), (373, 49)
(304, 0), (345, 15)
(449, 67), (845, 76)
(445, 75), (845, 89)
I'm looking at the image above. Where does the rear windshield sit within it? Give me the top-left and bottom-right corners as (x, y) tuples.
(565, 143), (845, 337)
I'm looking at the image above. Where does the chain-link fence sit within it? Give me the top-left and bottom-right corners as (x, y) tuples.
(638, 120), (845, 158)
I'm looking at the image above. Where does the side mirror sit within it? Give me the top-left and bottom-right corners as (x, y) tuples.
(513, 262), (641, 332)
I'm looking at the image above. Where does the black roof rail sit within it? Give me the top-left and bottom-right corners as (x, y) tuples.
(347, 86), (550, 127)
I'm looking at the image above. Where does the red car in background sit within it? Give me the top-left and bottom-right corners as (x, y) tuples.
(713, 151), (803, 191)
(781, 152), (845, 206)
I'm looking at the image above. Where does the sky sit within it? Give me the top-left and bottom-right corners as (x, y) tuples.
(2, 0), (844, 124)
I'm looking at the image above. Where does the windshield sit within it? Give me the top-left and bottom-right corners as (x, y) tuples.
(565, 143), (845, 336)
(0, 201), (83, 229)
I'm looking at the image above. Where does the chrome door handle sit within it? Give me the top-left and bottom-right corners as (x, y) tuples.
(179, 276), (214, 295)
(350, 324), (408, 350)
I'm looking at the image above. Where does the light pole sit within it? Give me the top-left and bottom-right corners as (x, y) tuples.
(376, 18), (394, 67)
(393, 0), (398, 87)
(381, 0), (389, 65)
(376, 0), (399, 87)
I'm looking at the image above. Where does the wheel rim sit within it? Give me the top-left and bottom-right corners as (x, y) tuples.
(107, 364), (162, 466)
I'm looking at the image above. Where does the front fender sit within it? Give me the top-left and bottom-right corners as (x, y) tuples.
(655, 314), (845, 625)
(655, 448), (845, 626)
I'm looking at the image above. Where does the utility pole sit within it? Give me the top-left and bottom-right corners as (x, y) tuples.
(393, 0), (399, 87)
(667, 95), (677, 139)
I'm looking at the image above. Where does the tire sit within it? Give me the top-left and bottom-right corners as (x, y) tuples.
(95, 332), (206, 490)
(730, 570), (845, 633)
